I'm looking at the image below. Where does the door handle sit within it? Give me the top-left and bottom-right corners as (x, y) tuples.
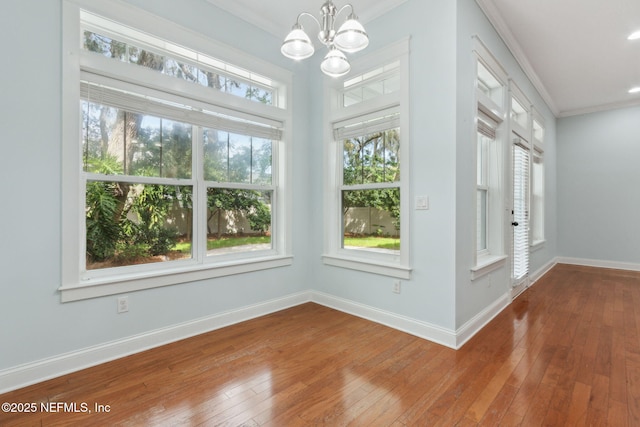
(511, 221), (519, 226)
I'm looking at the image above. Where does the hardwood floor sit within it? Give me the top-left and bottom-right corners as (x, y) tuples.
(1, 264), (639, 426)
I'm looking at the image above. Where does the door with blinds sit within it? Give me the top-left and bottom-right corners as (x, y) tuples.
(511, 140), (530, 296)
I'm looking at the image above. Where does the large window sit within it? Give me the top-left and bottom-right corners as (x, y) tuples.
(338, 112), (400, 254)
(476, 113), (497, 253)
(61, 1), (292, 301)
(471, 39), (508, 278)
(530, 114), (545, 246)
(323, 39), (410, 279)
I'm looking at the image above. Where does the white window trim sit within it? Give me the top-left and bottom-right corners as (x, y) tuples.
(60, 0), (293, 302)
(471, 38), (508, 279)
(322, 38), (411, 279)
(530, 108), (545, 249)
(509, 80), (532, 141)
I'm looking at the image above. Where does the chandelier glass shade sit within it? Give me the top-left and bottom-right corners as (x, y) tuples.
(321, 46), (351, 77)
(281, 1), (369, 77)
(281, 24), (315, 60)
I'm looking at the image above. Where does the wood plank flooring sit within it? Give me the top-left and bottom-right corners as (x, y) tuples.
(1, 264), (639, 426)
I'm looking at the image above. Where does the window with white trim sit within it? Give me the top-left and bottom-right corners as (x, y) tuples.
(472, 39), (507, 278)
(323, 39), (410, 279)
(476, 112), (498, 253)
(530, 114), (545, 246)
(61, 1), (292, 301)
(512, 141), (530, 280)
(509, 83), (532, 285)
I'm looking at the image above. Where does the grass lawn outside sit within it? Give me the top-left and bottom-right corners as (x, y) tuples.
(173, 235), (399, 253)
(343, 236), (400, 250)
(173, 235), (271, 253)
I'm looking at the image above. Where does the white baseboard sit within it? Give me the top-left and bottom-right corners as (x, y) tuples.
(454, 292), (511, 349)
(556, 257), (640, 272)
(529, 258), (558, 286)
(3, 259), (574, 395)
(310, 291), (458, 349)
(0, 291), (312, 395)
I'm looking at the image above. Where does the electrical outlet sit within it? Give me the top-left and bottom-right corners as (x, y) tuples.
(392, 280), (401, 294)
(117, 296), (129, 313)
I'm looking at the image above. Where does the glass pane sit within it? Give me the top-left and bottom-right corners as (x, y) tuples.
(82, 30), (274, 106)
(204, 130), (272, 185)
(248, 86), (273, 104)
(343, 128), (400, 185)
(203, 129), (229, 181)
(131, 48), (165, 71)
(251, 138), (272, 185)
(342, 188), (400, 254)
(533, 120), (544, 143)
(81, 101), (192, 179)
(226, 80), (250, 98)
(206, 188), (272, 256)
(362, 80), (384, 101)
(344, 87), (363, 107)
(477, 61), (503, 106)
(85, 182), (192, 270)
(511, 97), (528, 128)
(82, 101), (123, 174)
(531, 156), (544, 242)
(342, 62), (400, 107)
(477, 133), (488, 186)
(163, 59), (201, 84)
(477, 189), (487, 251)
(228, 133), (252, 183)
(384, 74), (401, 95)
(159, 119), (192, 179)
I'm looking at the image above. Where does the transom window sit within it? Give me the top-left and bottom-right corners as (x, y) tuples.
(81, 11), (279, 107)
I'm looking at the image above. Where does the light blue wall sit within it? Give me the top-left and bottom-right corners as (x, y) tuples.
(454, 0), (557, 328)
(0, 0), (563, 375)
(557, 106), (640, 263)
(311, 0), (459, 330)
(0, 0), (311, 371)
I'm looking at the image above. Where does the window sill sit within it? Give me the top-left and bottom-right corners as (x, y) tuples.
(471, 254), (507, 280)
(322, 254), (411, 279)
(59, 255), (294, 302)
(531, 240), (546, 251)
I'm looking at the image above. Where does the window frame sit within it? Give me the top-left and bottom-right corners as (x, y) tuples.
(530, 109), (545, 248)
(60, 0), (293, 302)
(471, 38), (508, 280)
(322, 38), (411, 279)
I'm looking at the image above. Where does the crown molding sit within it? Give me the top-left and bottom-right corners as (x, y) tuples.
(475, 0), (559, 117)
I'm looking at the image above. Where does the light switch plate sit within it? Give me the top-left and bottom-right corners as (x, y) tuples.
(416, 196), (429, 210)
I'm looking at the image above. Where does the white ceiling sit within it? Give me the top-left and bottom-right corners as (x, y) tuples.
(206, 0), (407, 41)
(207, 0), (640, 117)
(477, 0), (640, 117)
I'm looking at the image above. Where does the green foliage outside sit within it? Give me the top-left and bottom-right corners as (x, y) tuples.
(342, 129), (401, 233)
(83, 31), (274, 268)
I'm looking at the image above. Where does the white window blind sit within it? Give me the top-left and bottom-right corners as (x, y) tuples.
(477, 111), (498, 139)
(81, 79), (282, 141)
(512, 142), (530, 281)
(333, 107), (400, 140)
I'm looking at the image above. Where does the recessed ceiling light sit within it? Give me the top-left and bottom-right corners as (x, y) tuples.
(628, 31), (640, 40)
(629, 87), (640, 94)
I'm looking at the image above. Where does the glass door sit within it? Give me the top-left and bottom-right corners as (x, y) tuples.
(512, 141), (530, 295)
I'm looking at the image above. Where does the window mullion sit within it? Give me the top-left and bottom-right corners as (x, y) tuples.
(194, 126), (206, 264)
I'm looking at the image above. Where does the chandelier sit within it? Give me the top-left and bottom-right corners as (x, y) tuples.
(280, 1), (369, 77)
